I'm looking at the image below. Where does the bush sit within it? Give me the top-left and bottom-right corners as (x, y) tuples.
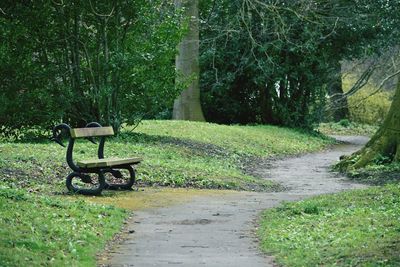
(0, 1), (184, 136)
(338, 119), (350, 127)
(343, 74), (392, 124)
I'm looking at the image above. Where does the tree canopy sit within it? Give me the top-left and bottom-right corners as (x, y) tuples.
(1, 0), (400, 136)
(199, 0), (399, 128)
(0, 0), (184, 135)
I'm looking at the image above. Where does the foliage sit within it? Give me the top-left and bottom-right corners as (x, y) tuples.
(259, 184), (400, 266)
(198, 0), (394, 128)
(318, 121), (378, 136)
(338, 119), (351, 127)
(0, 1), (184, 134)
(200, 0), (326, 128)
(343, 74), (393, 124)
(0, 186), (127, 266)
(0, 120), (333, 194)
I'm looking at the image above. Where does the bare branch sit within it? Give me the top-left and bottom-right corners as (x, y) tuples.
(89, 0), (115, 17)
(344, 62), (377, 97)
(362, 68), (400, 99)
(51, 0), (63, 6)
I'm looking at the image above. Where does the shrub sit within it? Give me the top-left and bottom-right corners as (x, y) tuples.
(343, 74), (392, 124)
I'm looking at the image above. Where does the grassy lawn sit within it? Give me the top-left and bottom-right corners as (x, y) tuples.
(0, 120), (333, 193)
(134, 120), (331, 157)
(0, 187), (126, 267)
(259, 184), (400, 266)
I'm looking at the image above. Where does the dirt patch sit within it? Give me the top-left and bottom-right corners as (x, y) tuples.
(347, 169), (400, 185)
(86, 187), (236, 211)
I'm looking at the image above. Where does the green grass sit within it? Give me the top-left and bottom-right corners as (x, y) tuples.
(0, 186), (127, 267)
(134, 120), (332, 157)
(345, 163), (400, 186)
(0, 120), (333, 193)
(259, 184), (400, 266)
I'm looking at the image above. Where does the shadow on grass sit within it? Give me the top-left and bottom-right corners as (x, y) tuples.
(3, 131), (231, 158)
(1, 131), (280, 193)
(116, 132), (230, 158)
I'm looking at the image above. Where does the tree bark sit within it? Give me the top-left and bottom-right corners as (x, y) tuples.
(328, 60), (350, 122)
(338, 78), (400, 170)
(260, 82), (274, 124)
(172, 0), (205, 121)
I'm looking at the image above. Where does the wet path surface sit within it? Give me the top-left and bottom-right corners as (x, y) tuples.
(103, 136), (369, 267)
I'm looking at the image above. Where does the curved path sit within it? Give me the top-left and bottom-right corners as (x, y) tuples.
(104, 136), (369, 267)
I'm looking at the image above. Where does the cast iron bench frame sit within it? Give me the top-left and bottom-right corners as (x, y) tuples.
(51, 122), (142, 195)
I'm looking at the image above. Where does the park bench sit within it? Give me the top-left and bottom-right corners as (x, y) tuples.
(51, 122), (142, 195)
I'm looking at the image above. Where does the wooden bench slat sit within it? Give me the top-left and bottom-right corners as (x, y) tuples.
(77, 157), (142, 168)
(70, 127), (114, 138)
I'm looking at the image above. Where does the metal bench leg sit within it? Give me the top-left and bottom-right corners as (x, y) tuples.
(66, 171), (105, 195)
(104, 165), (135, 190)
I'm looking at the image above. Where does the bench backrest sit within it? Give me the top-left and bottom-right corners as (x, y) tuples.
(70, 126), (114, 138)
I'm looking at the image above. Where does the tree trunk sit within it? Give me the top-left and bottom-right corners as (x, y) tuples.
(328, 60), (349, 122)
(338, 78), (400, 170)
(260, 82), (274, 124)
(172, 0), (205, 121)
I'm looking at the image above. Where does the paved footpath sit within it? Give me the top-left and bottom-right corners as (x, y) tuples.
(103, 136), (369, 267)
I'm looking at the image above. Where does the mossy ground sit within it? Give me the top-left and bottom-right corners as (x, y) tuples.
(320, 121), (400, 186)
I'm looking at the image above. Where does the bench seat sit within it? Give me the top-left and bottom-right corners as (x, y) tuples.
(77, 157), (142, 168)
